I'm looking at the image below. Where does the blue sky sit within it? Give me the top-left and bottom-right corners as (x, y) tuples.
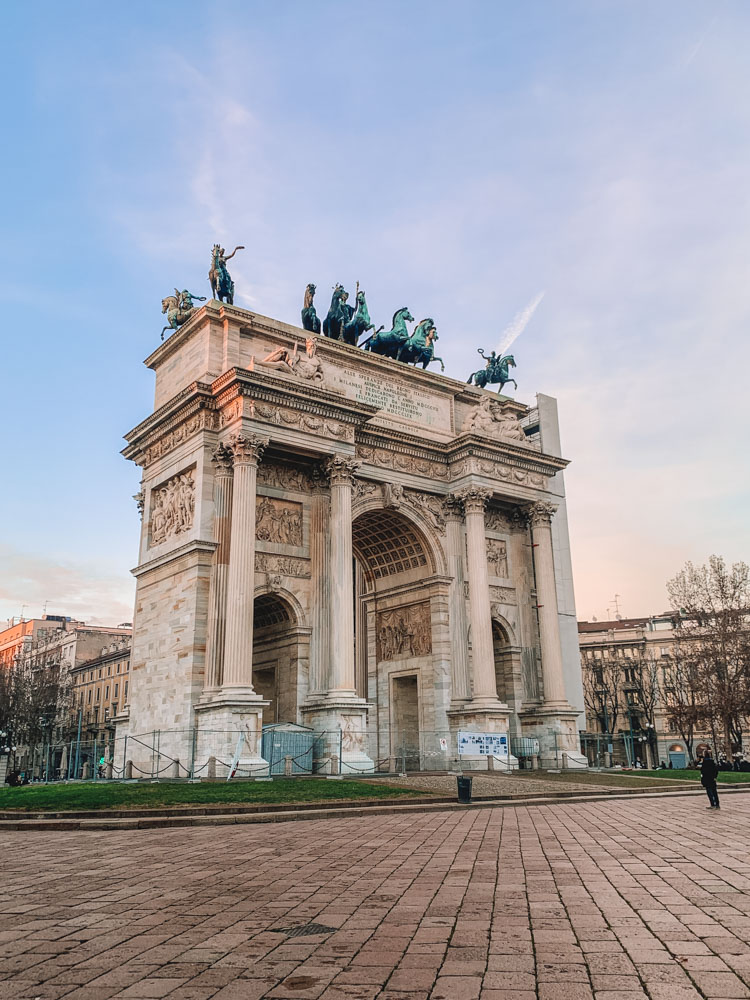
(1, 1), (748, 625)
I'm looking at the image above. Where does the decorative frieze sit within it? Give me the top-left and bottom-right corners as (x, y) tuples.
(257, 461), (313, 493)
(490, 586), (517, 606)
(150, 468), (195, 545)
(357, 444), (449, 481)
(142, 409), (219, 467)
(376, 602), (432, 661)
(253, 402), (352, 441)
(255, 496), (303, 546)
(485, 507), (511, 532)
(254, 552), (310, 578)
(352, 477), (379, 503)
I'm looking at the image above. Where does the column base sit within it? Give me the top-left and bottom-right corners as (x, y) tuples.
(518, 704), (587, 769)
(447, 703), (517, 771)
(194, 694), (270, 778)
(300, 695), (375, 774)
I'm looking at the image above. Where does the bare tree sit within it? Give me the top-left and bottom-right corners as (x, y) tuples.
(582, 653), (621, 735)
(660, 643), (701, 760)
(667, 556), (750, 754)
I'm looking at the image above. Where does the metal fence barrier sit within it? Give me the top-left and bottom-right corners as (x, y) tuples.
(5, 725), (534, 783)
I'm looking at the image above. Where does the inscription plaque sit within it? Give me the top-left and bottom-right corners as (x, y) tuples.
(327, 364), (451, 430)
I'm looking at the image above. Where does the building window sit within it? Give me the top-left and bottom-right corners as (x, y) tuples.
(108, 666), (111, 676)
(87, 689), (92, 704)
(98, 669), (102, 679)
(124, 680), (128, 698)
(95, 687), (100, 702)
(117, 664), (120, 674)
(114, 682), (118, 698)
(105, 685), (109, 700)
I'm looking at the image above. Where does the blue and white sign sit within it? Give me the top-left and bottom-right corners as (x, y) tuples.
(457, 731), (509, 757)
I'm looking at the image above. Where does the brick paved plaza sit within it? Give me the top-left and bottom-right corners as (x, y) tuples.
(3, 794), (750, 1000)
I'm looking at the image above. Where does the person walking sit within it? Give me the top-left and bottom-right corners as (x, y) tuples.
(701, 749), (720, 809)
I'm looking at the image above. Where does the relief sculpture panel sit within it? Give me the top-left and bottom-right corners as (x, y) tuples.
(376, 601), (432, 661)
(150, 468), (195, 545)
(486, 539), (509, 578)
(255, 496), (303, 546)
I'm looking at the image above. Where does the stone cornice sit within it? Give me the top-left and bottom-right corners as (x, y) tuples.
(447, 433), (568, 477)
(213, 367), (380, 426)
(131, 539), (218, 578)
(122, 383), (218, 466)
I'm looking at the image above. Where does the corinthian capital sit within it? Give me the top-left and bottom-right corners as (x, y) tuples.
(442, 493), (465, 520)
(228, 433), (269, 466)
(529, 501), (558, 527)
(211, 442), (235, 476)
(455, 485), (493, 515)
(324, 454), (361, 487)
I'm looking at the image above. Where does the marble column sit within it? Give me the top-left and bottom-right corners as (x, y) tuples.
(323, 454), (360, 695)
(529, 502), (567, 705)
(221, 432), (268, 692)
(308, 465), (330, 698)
(444, 495), (471, 703)
(457, 486), (501, 705)
(203, 443), (234, 693)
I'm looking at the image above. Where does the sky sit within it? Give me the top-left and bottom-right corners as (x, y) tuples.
(1, 0), (748, 627)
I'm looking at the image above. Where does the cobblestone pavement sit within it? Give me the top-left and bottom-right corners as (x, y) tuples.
(368, 773), (645, 796)
(2, 793), (750, 1000)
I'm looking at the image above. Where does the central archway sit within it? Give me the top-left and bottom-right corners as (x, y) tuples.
(351, 504), (443, 766)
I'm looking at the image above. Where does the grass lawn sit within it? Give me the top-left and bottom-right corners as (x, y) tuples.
(0, 778), (428, 813)
(635, 769), (750, 783)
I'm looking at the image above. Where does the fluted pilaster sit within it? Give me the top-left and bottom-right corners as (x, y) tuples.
(443, 494), (471, 702)
(456, 486), (500, 705)
(529, 502), (567, 705)
(221, 433), (268, 691)
(203, 444), (234, 693)
(324, 454), (360, 695)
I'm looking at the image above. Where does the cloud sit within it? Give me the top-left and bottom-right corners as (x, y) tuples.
(0, 546), (135, 628)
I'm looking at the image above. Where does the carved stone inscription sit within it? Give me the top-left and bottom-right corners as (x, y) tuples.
(376, 601), (432, 661)
(256, 496), (303, 546)
(487, 539), (508, 578)
(150, 468), (195, 545)
(328, 365), (450, 429)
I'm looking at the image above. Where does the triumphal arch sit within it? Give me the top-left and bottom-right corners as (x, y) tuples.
(120, 300), (586, 773)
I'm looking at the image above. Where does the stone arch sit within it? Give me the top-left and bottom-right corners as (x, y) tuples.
(251, 591), (309, 724)
(351, 501), (446, 589)
(491, 614), (524, 710)
(253, 584), (307, 629)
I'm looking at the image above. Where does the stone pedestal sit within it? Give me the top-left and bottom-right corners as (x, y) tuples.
(447, 703), (515, 771)
(301, 698), (374, 774)
(194, 696), (270, 777)
(519, 705), (586, 768)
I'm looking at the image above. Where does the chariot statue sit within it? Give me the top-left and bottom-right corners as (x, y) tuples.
(322, 284), (354, 342)
(161, 289), (206, 340)
(209, 244), (244, 304)
(466, 349), (518, 393)
(361, 307), (414, 359)
(301, 283), (321, 333)
(397, 318), (444, 371)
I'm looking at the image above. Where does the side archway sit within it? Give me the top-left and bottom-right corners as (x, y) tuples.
(252, 591), (309, 723)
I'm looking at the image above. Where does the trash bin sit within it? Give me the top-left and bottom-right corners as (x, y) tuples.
(457, 775), (473, 803)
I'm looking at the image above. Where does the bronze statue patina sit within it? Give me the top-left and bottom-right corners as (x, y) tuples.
(466, 350), (518, 393)
(209, 244), (244, 304)
(322, 284), (353, 341)
(342, 286), (377, 346)
(362, 307), (414, 359)
(161, 289), (206, 340)
(397, 318), (444, 371)
(301, 283), (321, 334)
